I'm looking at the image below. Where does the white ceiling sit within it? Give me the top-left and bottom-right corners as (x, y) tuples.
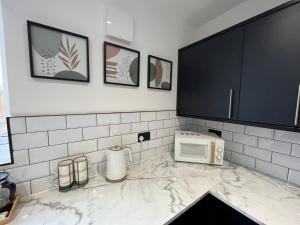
(106, 0), (247, 28)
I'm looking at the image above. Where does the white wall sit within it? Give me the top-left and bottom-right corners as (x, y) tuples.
(0, 2), (10, 116)
(190, 0), (290, 43)
(1, 0), (193, 116)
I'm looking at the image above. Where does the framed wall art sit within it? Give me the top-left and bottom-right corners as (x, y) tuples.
(104, 42), (140, 87)
(147, 55), (172, 90)
(27, 21), (89, 82)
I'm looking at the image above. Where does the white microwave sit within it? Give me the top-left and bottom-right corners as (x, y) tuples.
(174, 131), (225, 165)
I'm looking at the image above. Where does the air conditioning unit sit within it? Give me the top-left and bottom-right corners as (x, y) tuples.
(105, 7), (134, 43)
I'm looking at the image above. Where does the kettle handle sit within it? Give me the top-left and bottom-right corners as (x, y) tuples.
(124, 146), (133, 163)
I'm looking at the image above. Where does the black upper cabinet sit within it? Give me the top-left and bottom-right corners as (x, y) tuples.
(178, 1), (300, 132)
(178, 27), (244, 120)
(239, 3), (300, 127)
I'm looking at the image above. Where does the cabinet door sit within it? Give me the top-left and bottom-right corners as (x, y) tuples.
(178, 27), (244, 120)
(239, 3), (300, 127)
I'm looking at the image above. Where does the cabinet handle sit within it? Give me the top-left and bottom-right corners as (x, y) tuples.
(228, 89), (233, 119)
(294, 85), (300, 126)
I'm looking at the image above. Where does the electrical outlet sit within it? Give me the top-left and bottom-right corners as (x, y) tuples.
(138, 132), (150, 142)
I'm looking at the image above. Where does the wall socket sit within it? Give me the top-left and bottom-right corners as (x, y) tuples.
(138, 132), (150, 142)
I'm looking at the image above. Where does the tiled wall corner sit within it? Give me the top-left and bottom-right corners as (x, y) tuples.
(190, 119), (300, 187)
(5, 110), (190, 196)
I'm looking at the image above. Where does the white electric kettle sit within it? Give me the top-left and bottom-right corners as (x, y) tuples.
(106, 145), (133, 183)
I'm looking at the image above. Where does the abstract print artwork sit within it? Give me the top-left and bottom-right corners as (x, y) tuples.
(148, 55), (172, 90)
(104, 42), (140, 87)
(27, 21), (89, 82)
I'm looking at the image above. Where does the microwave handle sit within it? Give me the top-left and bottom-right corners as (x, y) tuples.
(210, 142), (216, 164)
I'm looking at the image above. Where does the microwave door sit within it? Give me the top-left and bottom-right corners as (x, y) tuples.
(178, 141), (214, 164)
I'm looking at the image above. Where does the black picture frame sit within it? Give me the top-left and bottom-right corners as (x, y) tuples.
(27, 20), (90, 82)
(103, 41), (140, 87)
(147, 55), (172, 90)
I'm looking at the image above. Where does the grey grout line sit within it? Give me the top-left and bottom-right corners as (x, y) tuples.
(64, 115), (67, 129)
(287, 168), (290, 181)
(24, 117), (28, 133)
(27, 149), (31, 165)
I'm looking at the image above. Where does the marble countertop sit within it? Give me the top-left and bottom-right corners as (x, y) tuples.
(9, 153), (300, 225)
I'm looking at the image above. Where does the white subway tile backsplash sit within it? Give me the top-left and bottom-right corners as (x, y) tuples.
(84, 150), (106, 164)
(141, 112), (156, 121)
(245, 126), (274, 139)
(12, 132), (48, 150)
(288, 169), (300, 186)
(49, 128), (82, 145)
(31, 175), (56, 194)
(244, 145), (271, 162)
(97, 113), (120, 125)
(222, 131), (233, 141)
(131, 143), (140, 153)
(26, 116), (66, 132)
(1, 150), (29, 169)
(185, 118), (193, 125)
(110, 124), (131, 136)
(169, 127), (176, 135)
(98, 136), (121, 149)
(16, 182), (31, 196)
(205, 120), (222, 130)
(258, 138), (291, 155)
(163, 136), (174, 145)
(148, 138), (163, 149)
(224, 150), (231, 161)
(164, 119), (175, 128)
(6, 162), (49, 183)
(121, 113), (140, 123)
(224, 141), (243, 153)
(174, 118), (182, 127)
(272, 153), (300, 171)
(88, 163), (100, 177)
(131, 142), (148, 153)
(9, 117), (26, 134)
(132, 122), (148, 133)
(149, 120), (163, 130)
(223, 123), (245, 133)
(141, 149), (155, 161)
(169, 144), (175, 152)
(29, 144), (68, 163)
(231, 152), (255, 169)
(83, 126), (109, 140)
(67, 114), (96, 128)
(68, 140), (97, 156)
(255, 160), (288, 181)
(150, 130), (157, 140)
(157, 111), (170, 120)
(8, 111), (300, 196)
(122, 133), (137, 145)
(157, 128), (170, 138)
(274, 130), (300, 144)
(233, 133), (257, 147)
(291, 144), (300, 157)
(169, 111), (178, 119)
(156, 145), (169, 155)
(98, 161), (106, 174)
(193, 119), (206, 126)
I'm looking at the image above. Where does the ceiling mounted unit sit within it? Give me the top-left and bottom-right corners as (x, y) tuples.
(105, 7), (134, 43)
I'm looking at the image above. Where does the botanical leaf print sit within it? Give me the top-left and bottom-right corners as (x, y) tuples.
(58, 38), (80, 70)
